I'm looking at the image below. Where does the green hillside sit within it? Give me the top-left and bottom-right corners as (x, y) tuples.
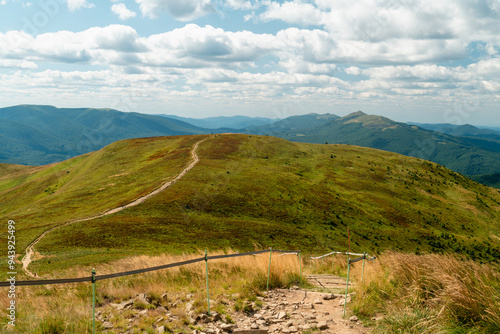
(272, 112), (500, 177)
(0, 105), (208, 165)
(247, 113), (340, 132)
(1, 134), (500, 275)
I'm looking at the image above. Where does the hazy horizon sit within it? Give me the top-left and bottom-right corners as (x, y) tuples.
(2, 103), (500, 128)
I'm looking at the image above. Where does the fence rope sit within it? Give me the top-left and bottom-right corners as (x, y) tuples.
(0, 249), (272, 287)
(311, 251), (367, 260)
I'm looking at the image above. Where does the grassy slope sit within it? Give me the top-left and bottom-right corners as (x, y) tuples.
(0, 135), (207, 253)
(1, 134), (500, 275)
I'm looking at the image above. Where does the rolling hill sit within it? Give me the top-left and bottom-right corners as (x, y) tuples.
(263, 111), (500, 178)
(1, 134), (499, 275)
(245, 113), (340, 132)
(0, 105), (209, 165)
(3, 105), (499, 191)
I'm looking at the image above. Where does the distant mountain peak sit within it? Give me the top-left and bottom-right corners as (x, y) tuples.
(337, 111), (400, 130)
(457, 124), (479, 130)
(337, 111), (367, 123)
(341, 110), (366, 119)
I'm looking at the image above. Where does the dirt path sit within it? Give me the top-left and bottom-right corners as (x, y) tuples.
(97, 275), (371, 333)
(258, 287), (370, 334)
(215, 274), (370, 334)
(21, 137), (209, 278)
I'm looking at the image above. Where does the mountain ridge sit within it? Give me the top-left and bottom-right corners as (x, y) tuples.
(2, 105), (499, 189)
(265, 111), (500, 178)
(0, 105), (209, 165)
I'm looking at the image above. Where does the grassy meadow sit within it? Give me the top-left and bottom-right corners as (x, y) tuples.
(1, 134), (500, 276)
(1, 131), (500, 333)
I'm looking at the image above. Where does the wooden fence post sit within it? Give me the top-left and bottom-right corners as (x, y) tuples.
(343, 261), (351, 317)
(205, 250), (210, 315)
(361, 252), (366, 284)
(92, 268), (96, 334)
(266, 248), (272, 291)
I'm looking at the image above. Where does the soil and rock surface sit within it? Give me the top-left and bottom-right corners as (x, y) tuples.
(99, 275), (372, 334)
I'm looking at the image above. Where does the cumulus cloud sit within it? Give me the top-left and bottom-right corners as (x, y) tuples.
(225, 0), (259, 10)
(0, 24), (277, 70)
(66, 0), (94, 11)
(111, 3), (137, 20)
(257, 1), (324, 26)
(0, 59), (38, 69)
(135, 0), (215, 20)
(255, 0), (500, 52)
(145, 24), (276, 66)
(345, 66), (361, 76)
(0, 25), (148, 67)
(0, 7), (498, 120)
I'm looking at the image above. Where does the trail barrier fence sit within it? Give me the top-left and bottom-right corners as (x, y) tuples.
(3, 248), (374, 332)
(1, 249), (300, 333)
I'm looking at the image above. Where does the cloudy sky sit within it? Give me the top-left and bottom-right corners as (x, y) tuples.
(0, 0), (499, 125)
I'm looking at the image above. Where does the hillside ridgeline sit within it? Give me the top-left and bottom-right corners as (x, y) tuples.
(1, 134), (499, 275)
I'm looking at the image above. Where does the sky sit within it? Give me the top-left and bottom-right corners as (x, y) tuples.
(0, 0), (499, 125)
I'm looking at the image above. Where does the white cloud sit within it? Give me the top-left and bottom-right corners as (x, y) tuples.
(255, 0), (500, 54)
(345, 66), (361, 76)
(0, 24), (276, 70)
(145, 24), (276, 66)
(0, 25), (148, 67)
(0, 59), (38, 69)
(111, 3), (137, 20)
(225, 0), (259, 10)
(0, 11), (498, 122)
(258, 1), (324, 26)
(135, 0), (214, 20)
(66, 0), (94, 11)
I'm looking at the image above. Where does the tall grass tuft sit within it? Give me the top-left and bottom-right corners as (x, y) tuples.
(351, 252), (500, 333)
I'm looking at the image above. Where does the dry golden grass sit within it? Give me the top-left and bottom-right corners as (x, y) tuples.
(0, 250), (303, 333)
(352, 252), (500, 333)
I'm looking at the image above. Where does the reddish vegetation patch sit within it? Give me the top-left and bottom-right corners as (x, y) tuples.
(147, 150), (170, 161)
(202, 135), (241, 159)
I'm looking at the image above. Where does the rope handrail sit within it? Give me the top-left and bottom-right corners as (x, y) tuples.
(0, 249), (279, 287)
(311, 251), (368, 259)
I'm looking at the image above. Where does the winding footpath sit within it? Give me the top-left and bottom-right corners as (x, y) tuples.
(22, 137), (209, 277)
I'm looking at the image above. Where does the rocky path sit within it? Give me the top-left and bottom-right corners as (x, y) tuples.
(227, 287), (370, 334)
(21, 137), (209, 277)
(100, 283), (371, 334)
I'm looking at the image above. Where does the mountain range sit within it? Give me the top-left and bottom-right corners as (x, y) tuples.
(0, 105), (208, 165)
(254, 111), (500, 177)
(1, 105), (499, 189)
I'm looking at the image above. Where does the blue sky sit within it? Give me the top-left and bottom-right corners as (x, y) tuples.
(0, 0), (499, 125)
